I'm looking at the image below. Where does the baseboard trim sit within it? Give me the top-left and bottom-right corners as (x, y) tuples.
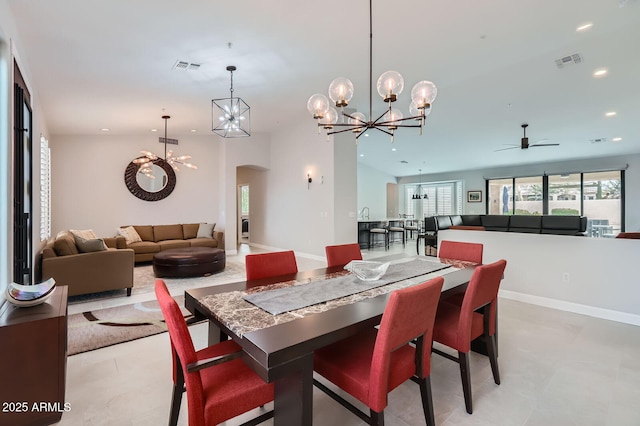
(244, 243), (326, 262)
(499, 289), (640, 326)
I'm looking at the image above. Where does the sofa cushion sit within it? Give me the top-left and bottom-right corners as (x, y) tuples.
(70, 229), (98, 240)
(53, 232), (79, 256)
(189, 238), (218, 248)
(158, 240), (190, 251)
(132, 225), (154, 242)
(541, 216), (584, 235)
(196, 223), (216, 239)
(182, 223), (199, 239)
(508, 215), (542, 233)
(118, 226), (142, 244)
(128, 241), (161, 255)
(436, 215), (453, 230)
(461, 215), (483, 226)
(450, 215), (463, 226)
(154, 225), (183, 242)
(75, 236), (108, 253)
(481, 215), (511, 231)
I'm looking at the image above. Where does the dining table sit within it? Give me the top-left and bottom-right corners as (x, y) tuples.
(184, 255), (476, 426)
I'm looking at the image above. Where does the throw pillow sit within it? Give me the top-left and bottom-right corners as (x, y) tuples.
(118, 226), (142, 244)
(74, 236), (108, 253)
(53, 232), (80, 256)
(196, 223), (216, 239)
(70, 229), (98, 240)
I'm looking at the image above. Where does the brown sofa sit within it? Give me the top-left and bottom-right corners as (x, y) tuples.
(41, 233), (135, 297)
(118, 223), (224, 263)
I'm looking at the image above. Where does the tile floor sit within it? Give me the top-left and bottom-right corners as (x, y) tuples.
(58, 242), (640, 425)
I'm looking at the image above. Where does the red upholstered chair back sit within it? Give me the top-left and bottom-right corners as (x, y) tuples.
(439, 240), (484, 264)
(616, 232), (640, 239)
(325, 243), (363, 267)
(155, 280), (206, 426)
(457, 260), (507, 351)
(245, 250), (298, 283)
(369, 276), (444, 411)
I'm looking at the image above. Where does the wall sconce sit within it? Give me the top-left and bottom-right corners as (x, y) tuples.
(307, 170), (313, 189)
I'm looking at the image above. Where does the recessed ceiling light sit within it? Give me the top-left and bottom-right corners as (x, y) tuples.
(151, 129), (158, 132)
(191, 129), (197, 133)
(391, 148), (397, 152)
(359, 154), (364, 157)
(576, 23), (593, 32)
(593, 68), (608, 77)
(605, 111), (617, 117)
(612, 137), (622, 142)
(364, 134), (369, 137)
(100, 128), (110, 132)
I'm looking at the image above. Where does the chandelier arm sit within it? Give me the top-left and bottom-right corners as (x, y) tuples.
(355, 128), (370, 140)
(327, 127), (365, 136)
(370, 109), (389, 126)
(341, 111), (368, 125)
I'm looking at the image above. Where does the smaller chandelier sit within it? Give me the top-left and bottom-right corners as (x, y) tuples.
(212, 65), (251, 138)
(412, 168), (429, 199)
(134, 115), (197, 174)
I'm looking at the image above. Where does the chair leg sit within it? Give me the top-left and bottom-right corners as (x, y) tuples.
(458, 351), (473, 414)
(486, 333), (501, 385)
(370, 409), (384, 426)
(418, 376), (436, 426)
(168, 383), (183, 426)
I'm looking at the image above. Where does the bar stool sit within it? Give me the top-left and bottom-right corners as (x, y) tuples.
(368, 224), (389, 250)
(388, 221), (406, 246)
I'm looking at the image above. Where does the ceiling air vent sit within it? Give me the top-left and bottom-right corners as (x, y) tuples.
(555, 53), (583, 69)
(172, 60), (201, 71)
(590, 138), (607, 144)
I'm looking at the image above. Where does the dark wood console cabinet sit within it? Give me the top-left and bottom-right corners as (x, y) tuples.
(0, 286), (68, 426)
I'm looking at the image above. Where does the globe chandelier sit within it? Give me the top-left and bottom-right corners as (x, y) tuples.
(134, 115), (197, 175)
(307, 0), (437, 143)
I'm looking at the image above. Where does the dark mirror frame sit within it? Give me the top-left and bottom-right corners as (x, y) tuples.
(124, 157), (176, 201)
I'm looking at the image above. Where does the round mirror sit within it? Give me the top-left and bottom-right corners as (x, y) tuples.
(136, 164), (168, 193)
(124, 157), (176, 201)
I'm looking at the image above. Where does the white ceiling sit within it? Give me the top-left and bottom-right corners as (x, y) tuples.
(8, 0), (640, 177)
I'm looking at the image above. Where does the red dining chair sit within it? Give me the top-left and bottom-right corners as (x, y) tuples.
(438, 240), (483, 264)
(313, 276), (445, 426)
(245, 250), (298, 287)
(431, 259), (507, 414)
(325, 243), (363, 267)
(155, 280), (274, 426)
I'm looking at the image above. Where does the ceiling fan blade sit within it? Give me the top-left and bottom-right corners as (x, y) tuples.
(494, 146), (520, 152)
(530, 143), (560, 147)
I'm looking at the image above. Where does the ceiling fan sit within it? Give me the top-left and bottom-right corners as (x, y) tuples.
(495, 124), (560, 151)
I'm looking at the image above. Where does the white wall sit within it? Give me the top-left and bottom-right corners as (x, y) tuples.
(50, 133), (221, 237)
(440, 229), (640, 325)
(260, 121), (336, 257)
(357, 162), (397, 220)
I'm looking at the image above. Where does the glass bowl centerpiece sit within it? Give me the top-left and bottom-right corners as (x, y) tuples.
(344, 260), (390, 281)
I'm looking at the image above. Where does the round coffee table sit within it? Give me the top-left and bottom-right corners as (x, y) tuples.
(153, 247), (226, 278)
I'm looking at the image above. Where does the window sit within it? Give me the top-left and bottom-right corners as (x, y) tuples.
(240, 185), (249, 216)
(404, 181), (462, 219)
(583, 171), (622, 237)
(487, 169), (624, 237)
(40, 135), (51, 241)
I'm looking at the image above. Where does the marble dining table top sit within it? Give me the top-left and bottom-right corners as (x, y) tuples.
(197, 256), (473, 338)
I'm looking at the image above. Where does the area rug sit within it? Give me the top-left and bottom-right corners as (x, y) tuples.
(67, 295), (194, 355)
